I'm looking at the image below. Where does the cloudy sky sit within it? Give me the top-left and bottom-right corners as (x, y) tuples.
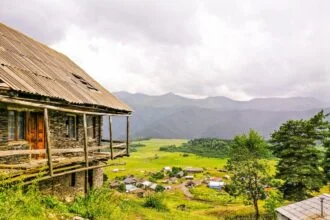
(0, 0), (329, 101)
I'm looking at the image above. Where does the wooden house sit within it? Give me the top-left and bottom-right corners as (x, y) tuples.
(0, 23), (132, 197)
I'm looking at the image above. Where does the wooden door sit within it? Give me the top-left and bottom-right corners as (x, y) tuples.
(27, 112), (45, 159)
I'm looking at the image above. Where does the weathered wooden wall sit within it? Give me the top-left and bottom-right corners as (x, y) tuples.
(0, 107), (103, 164)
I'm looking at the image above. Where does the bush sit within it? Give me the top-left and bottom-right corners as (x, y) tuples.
(0, 184), (46, 219)
(69, 188), (124, 219)
(143, 194), (168, 211)
(155, 185), (165, 192)
(264, 191), (283, 217)
(118, 183), (126, 192)
(151, 172), (165, 180)
(42, 195), (67, 213)
(168, 167), (183, 177)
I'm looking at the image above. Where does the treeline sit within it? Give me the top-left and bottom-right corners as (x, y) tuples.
(159, 138), (232, 158)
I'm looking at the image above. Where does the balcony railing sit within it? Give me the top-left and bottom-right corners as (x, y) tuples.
(0, 107), (131, 191)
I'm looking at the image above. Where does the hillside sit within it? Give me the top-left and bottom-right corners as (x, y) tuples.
(103, 92), (328, 139)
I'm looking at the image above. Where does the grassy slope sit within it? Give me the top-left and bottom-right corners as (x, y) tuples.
(104, 139), (261, 219)
(106, 139), (227, 179)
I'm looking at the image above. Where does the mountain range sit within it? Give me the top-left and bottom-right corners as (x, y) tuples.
(103, 92), (329, 140)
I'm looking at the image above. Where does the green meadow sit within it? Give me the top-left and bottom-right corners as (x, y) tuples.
(106, 139), (228, 179)
(104, 139), (273, 219)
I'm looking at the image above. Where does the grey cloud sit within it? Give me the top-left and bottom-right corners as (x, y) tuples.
(0, 0), (329, 102)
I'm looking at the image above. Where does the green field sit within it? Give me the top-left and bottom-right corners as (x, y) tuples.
(104, 139), (269, 219)
(106, 139), (227, 179)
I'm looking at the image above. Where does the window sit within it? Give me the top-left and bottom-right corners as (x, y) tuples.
(8, 111), (25, 141)
(70, 173), (76, 187)
(72, 73), (98, 91)
(8, 111), (15, 140)
(66, 115), (77, 139)
(87, 116), (96, 139)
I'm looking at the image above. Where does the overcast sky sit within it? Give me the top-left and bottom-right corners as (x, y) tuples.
(0, 0), (329, 101)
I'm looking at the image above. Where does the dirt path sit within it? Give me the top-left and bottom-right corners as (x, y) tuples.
(180, 183), (194, 198)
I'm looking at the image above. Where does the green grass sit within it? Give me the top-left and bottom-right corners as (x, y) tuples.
(104, 139), (276, 219)
(0, 139), (277, 220)
(106, 139), (228, 179)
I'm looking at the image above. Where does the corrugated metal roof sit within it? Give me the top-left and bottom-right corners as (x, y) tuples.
(276, 194), (330, 220)
(0, 23), (132, 113)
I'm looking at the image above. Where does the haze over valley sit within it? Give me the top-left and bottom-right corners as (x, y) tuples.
(104, 91), (328, 139)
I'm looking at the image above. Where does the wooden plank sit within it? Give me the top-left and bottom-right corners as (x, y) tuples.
(0, 95), (132, 116)
(98, 116), (102, 147)
(21, 163), (111, 186)
(0, 144), (126, 157)
(44, 108), (53, 176)
(109, 116), (113, 159)
(83, 114), (89, 195)
(126, 116), (130, 156)
(113, 149), (127, 159)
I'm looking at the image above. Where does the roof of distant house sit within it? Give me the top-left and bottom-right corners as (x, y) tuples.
(208, 181), (225, 187)
(123, 177), (137, 184)
(184, 167), (204, 172)
(0, 23), (131, 113)
(276, 194), (330, 220)
(125, 184), (138, 192)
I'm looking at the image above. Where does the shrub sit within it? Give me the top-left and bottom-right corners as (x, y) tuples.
(264, 191), (283, 217)
(42, 195), (67, 213)
(69, 188), (123, 219)
(151, 172), (165, 180)
(143, 194), (168, 211)
(0, 184), (46, 219)
(118, 183), (126, 192)
(155, 185), (165, 192)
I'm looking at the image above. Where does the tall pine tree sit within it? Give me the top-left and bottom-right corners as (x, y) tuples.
(271, 111), (328, 201)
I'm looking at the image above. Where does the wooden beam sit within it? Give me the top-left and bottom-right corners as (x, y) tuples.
(22, 163), (111, 186)
(83, 114), (89, 195)
(109, 116), (113, 160)
(0, 143), (126, 157)
(98, 116), (102, 147)
(114, 149), (128, 159)
(44, 108), (53, 176)
(126, 116), (130, 156)
(0, 95), (132, 116)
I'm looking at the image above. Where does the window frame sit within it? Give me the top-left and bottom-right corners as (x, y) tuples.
(8, 110), (26, 141)
(66, 114), (77, 140)
(87, 116), (96, 140)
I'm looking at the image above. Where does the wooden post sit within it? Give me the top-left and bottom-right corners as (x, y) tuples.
(98, 116), (102, 148)
(83, 114), (89, 195)
(126, 116), (130, 156)
(44, 108), (53, 176)
(109, 116), (113, 160)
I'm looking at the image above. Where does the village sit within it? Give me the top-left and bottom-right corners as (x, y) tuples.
(108, 165), (229, 198)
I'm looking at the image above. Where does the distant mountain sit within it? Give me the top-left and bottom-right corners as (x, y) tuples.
(103, 92), (328, 140)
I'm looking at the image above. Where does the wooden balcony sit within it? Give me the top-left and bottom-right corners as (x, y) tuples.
(0, 140), (128, 185)
(0, 108), (130, 189)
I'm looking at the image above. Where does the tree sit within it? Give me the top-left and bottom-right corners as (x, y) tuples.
(263, 191), (283, 218)
(226, 130), (271, 219)
(271, 111), (328, 201)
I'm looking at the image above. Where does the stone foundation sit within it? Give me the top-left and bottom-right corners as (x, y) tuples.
(39, 167), (104, 200)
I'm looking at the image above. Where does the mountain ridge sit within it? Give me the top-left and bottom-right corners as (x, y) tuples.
(104, 91), (328, 140)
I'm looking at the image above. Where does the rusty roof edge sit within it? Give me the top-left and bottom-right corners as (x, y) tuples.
(0, 95), (132, 116)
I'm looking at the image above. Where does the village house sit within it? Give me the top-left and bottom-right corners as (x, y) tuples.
(184, 167), (204, 173)
(0, 23), (132, 198)
(276, 194), (330, 220)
